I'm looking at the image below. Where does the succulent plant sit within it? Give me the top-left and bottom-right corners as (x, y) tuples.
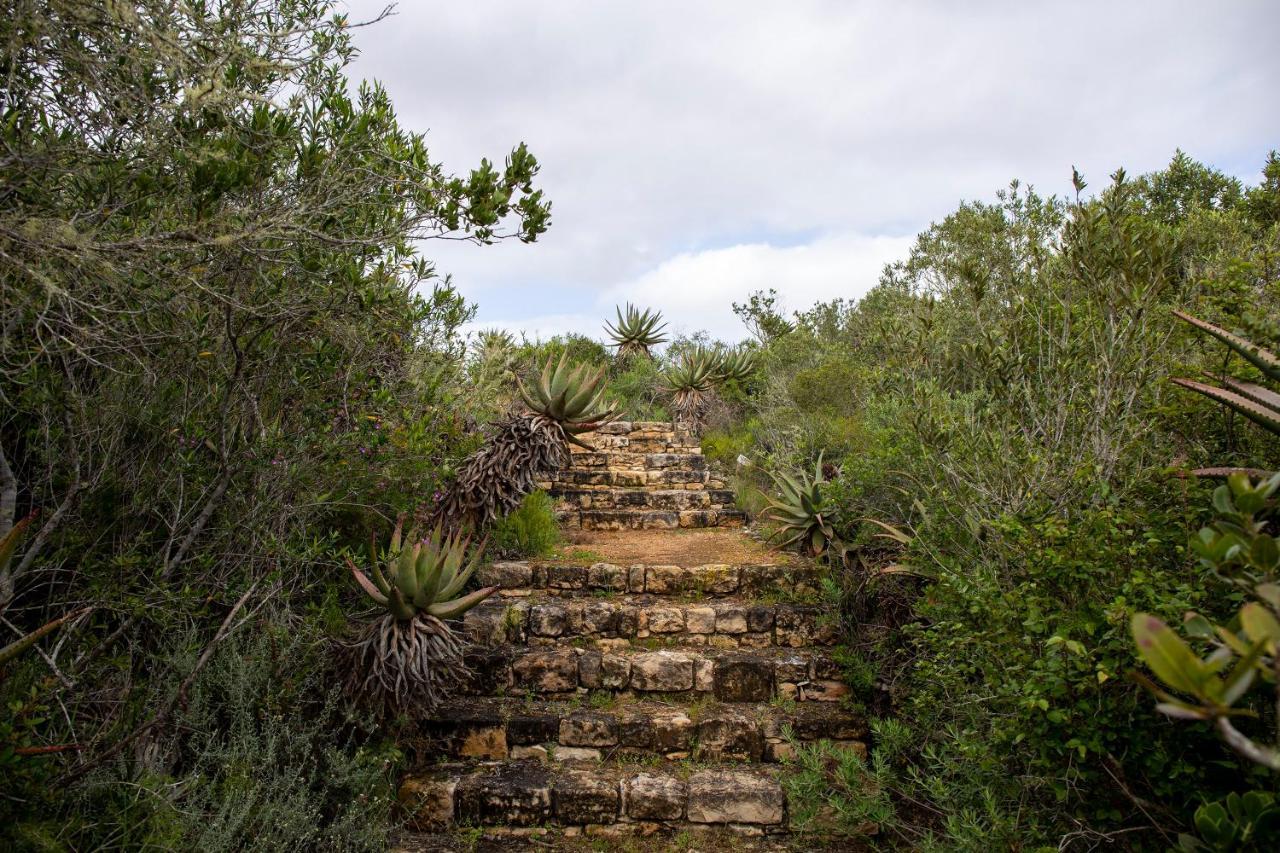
(605, 303), (668, 359)
(343, 516), (497, 717)
(435, 354), (618, 529)
(714, 347), (756, 383)
(662, 346), (722, 427)
(760, 453), (842, 558)
(1172, 310), (1280, 475)
(473, 328), (517, 366)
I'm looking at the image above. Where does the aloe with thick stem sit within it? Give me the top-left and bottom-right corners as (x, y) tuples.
(435, 354), (618, 529)
(605, 303), (668, 359)
(662, 346), (722, 428)
(343, 517), (497, 718)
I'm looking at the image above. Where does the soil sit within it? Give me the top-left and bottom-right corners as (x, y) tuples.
(553, 527), (796, 567)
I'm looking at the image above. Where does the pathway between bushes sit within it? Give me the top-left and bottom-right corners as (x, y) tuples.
(393, 422), (868, 852)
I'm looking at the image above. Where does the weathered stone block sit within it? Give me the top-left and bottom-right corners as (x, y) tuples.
(744, 605), (775, 634)
(694, 658), (714, 692)
(714, 605), (748, 634)
(687, 771), (783, 825)
(508, 712), (559, 745)
(560, 711), (619, 747)
(631, 651), (694, 691)
(652, 710), (695, 751)
(512, 649), (579, 692)
(588, 562), (628, 591)
(552, 746), (603, 762)
(546, 564), (588, 589)
(601, 654), (631, 688)
(645, 606), (685, 634)
(625, 773), (686, 820)
(697, 709), (762, 761)
(528, 604), (568, 637)
(714, 655), (774, 702)
(644, 565), (688, 594)
(555, 771), (619, 824)
(685, 606), (716, 634)
(455, 764), (553, 826)
(399, 776), (456, 829)
(480, 561), (532, 589)
(458, 726), (508, 759)
(578, 650), (603, 689)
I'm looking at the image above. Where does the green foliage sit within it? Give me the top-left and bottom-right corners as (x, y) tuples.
(0, 1), (547, 843)
(1132, 473), (1280, 770)
(721, 151), (1280, 845)
(517, 354), (619, 443)
(347, 517), (495, 621)
(781, 738), (893, 839)
(2, 623), (399, 851)
(1178, 791), (1280, 852)
(490, 491), (562, 558)
(604, 303), (668, 358)
(761, 454), (843, 558)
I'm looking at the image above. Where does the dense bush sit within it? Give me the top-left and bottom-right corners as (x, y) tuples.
(0, 2), (547, 847)
(743, 153), (1280, 848)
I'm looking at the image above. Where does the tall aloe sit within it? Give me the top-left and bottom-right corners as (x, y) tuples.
(662, 346), (722, 428)
(605, 303), (668, 359)
(343, 517), (497, 717)
(435, 354), (618, 529)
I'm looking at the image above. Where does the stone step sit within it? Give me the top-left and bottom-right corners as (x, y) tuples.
(407, 697), (866, 765)
(557, 451), (708, 471)
(479, 560), (827, 600)
(566, 508), (748, 530)
(465, 644), (847, 704)
(463, 594), (838, 648)
(550, 488), (737, 511)
(398, 760), (792, 833)
(394, 829), (812, 852)
(545, 467), (718, 488)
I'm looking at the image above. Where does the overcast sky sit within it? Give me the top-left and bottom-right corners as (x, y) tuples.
(340, 1), (1279, 343)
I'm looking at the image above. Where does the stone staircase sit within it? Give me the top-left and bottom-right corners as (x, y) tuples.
(394, 538), (864, 849)
(539, 421), (747, 530)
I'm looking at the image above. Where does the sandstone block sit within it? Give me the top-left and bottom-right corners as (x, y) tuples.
(694, 658), (714, 692)
(714, 655), (774, 702)
(685, 606), (716, 634)
(587, 562), (627, 590)
(554, 771), (620, 824)
(687, 771), (783, 825)
(601, 654), (631, 688)
(631, 651), (694, 691)
(528, 604), (568, 637)
(507, 712), (558, 745)
(399, 776), (456, 829)
(645, 606), (685, 634)
(714, 604), (748, 634)
(546, 564), (588, 589)
(513, 649), (579, 692)
(560, 711), (619, 747)
(458, 726), (508, 760)
(455, 765), (553, 827)
(805, 680), (851, 702)
(578, 650), (603, 689)
(625, 773), (686, 821)
(480, 561), (532, 589)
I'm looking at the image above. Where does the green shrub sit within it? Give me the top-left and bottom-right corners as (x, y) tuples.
(490, 490), (561, 558)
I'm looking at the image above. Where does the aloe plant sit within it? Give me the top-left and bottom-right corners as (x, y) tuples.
(436, 354), (618, 529)
(714, 347), (756, 383)
(760, 453), (842, 558)
(343, 517), (497, 717)
(662, 346), (722, 428)
(1172, 310), (1280, 474)
(605, 303), (668, 359)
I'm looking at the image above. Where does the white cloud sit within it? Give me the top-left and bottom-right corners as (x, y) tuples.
(340, 0), (1280, 337)
(466, 232), (915, 343)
